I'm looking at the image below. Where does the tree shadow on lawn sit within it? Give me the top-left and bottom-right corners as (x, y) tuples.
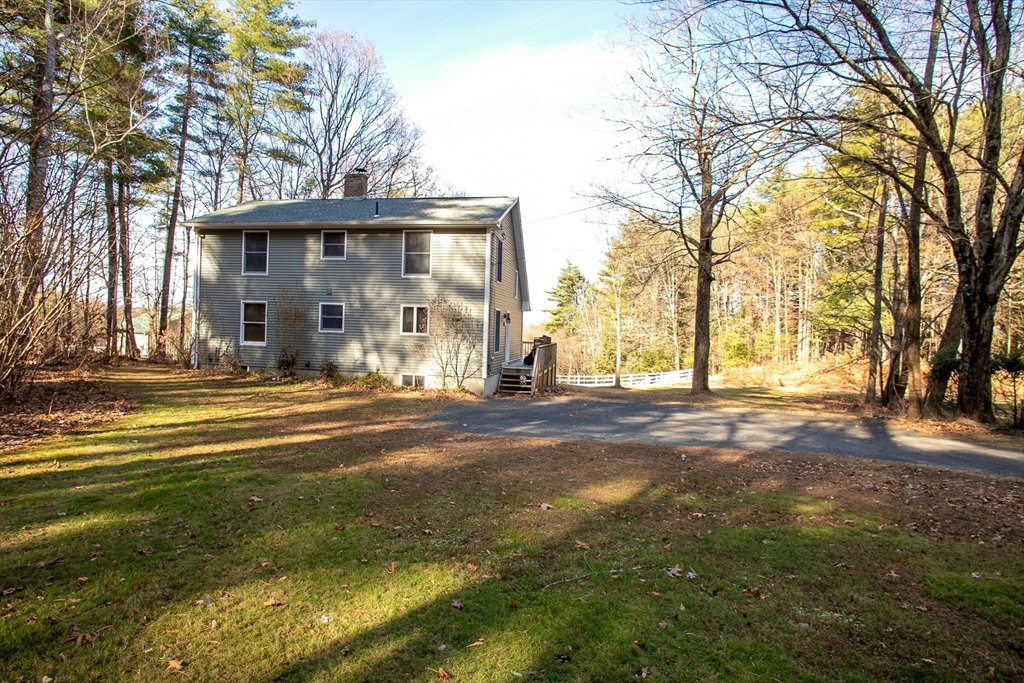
(2, 369), (1023, 681)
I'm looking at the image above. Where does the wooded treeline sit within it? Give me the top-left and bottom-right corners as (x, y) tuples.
(0, 0), (443, 398)
(549, 0), (1024, 423)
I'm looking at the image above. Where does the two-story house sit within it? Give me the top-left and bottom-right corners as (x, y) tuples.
(184, 171), (529, 395)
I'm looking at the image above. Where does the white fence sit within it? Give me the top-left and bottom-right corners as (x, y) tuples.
(556, 369), (693, 388)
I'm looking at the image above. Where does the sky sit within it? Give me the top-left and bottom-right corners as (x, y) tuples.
(294, 0), (641, 325)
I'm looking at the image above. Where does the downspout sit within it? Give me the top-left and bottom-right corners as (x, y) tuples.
(192, 230), (203, 369)
(481, 227), (492, 379)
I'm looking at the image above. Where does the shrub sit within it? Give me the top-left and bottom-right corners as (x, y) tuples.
(277, 346), (299, 376)
(352, 370), (392, 389)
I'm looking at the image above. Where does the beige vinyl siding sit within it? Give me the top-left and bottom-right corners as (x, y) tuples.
(486, 212), (524, 376)
(198, 227), (486, 377)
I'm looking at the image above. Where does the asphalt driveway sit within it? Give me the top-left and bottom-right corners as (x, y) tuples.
(422, 396), (1024, 479)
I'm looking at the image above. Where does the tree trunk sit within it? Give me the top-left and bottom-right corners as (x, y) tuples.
(866, 181), (888, 404)
(903, 0), (943, 420)
(957, 283), (997, 422)
(22, 0), (55, 311)
(104, 161), (118, 357)
(691, 212), (714, 394)
(614, 294), (622, 388)
(158, 58), (196, 359)
(178, 226), (191, 360)
(118, 172), (139, 359)
(924, 289), (963, 412)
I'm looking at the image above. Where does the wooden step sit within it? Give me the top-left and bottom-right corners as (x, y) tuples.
(498, 369), (532, 393)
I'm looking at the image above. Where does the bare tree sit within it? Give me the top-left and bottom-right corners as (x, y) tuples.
(426, 296), (477, 390)
(727, 0), (1024, 422)
(602, 6), (799, 393)
(270, 284), (310, 374)
(294, 29), (427, 199)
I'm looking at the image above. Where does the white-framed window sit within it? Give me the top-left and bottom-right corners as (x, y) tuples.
(401, 374), (425, 388)
(321, 230), (347, 260)
(403, 230), (431, 277)
(319, 302), (345, 333)
(242, 231), (269, 275)
(514, 270), (520, 299)
(492, 309), (501, 353)
(240, 301), (267, 345)
(496, 237), (504, 282)
(401, 305), (429, 335)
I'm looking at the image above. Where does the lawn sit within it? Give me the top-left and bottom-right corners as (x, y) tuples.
(1, 367), (1022, 682)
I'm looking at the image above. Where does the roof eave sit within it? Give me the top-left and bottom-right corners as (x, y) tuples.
(184, 220), (496, 230)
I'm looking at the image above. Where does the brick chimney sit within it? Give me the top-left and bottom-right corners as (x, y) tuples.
(343, 168), (369, 198)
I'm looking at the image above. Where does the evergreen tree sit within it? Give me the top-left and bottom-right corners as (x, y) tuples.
(221, 0), (307, 204)
(544, 263), (588, 334)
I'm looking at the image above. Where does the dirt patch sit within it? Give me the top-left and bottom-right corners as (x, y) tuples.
(0, 370), (135, 452)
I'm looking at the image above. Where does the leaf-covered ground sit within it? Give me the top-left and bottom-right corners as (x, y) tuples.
(1, 367), (1022, 682)
(0, 370), (135, 452)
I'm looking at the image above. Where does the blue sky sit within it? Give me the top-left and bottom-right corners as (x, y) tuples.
(294, 0), (641, 323)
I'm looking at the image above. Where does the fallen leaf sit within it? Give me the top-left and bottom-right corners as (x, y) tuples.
(249, 496), (263, 502)
(76, 577), (88, 585)
(574, 540), (590, 550)
(466, 639), (484, 648)
(1, 586), (22, 596)
(686, 571), (698, 580)
(435, 667), (451, 680)
(664, 565), (683, 578)
(466, 562), (478, 572)
(659, 621), (667, 630)
(167, 660), (184, 671)
(451, 600), (464, 610)
(193, 595), (213, 607)
(539, 503), (554, 510)
(319, 614), (329, 623)
(386, 562), (396, 573)
(743, 587), (761, 599)
(263, 598), (285, 607)
(916, 606), (930, 612)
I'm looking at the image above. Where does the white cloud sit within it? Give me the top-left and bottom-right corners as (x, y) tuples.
(403, 40), (634, 324)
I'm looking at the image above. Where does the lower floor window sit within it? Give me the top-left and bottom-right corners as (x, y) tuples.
(319, 302), (345, 332)
(241, 302), (266, 344)
(401, 374), (425, 388)
(401, 305), (429, 334)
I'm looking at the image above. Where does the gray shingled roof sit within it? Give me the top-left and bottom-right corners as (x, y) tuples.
(184, 196), (517, 227)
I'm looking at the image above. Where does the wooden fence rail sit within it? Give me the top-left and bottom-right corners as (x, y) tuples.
(556, 369), (692, 388)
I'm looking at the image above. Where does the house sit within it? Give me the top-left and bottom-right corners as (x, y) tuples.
(183, 171), (530, 395)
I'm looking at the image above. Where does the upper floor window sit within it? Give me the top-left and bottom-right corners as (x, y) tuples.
(321, 231), (347, 260)
(242, 231), (268, 275)
(401, 305), (429, 334)
(319, 303), (345, 332)
(496, 237), (504, 282)
(403, 231), (431, 277)
(240, 301), (267, 345)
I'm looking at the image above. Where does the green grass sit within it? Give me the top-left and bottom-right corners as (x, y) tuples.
(1, 367), (1022, 682)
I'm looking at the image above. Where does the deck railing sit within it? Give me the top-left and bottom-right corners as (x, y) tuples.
(556, 369), (692, 388)
(531, 343), (557, 395)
